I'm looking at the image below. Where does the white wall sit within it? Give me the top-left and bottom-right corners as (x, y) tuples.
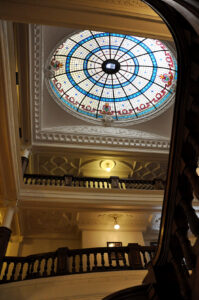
(82, 230), (144, 248)
(19, 238), (81, 256)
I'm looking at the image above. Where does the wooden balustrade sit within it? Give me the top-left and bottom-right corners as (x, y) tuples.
(0, 252), (57, 283)
(0, 245), (156, 284)
(23, 174), (165, 190)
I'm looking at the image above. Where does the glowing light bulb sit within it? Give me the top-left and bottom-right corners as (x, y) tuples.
(114, 223), (120, 230)
(106, 167), (111, 172)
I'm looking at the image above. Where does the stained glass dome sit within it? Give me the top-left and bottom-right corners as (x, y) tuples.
(46, 30), (177, 125)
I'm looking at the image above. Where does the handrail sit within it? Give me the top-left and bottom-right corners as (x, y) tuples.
(104, 1), (199, 300)
(23, 174), (165, 190)
(0, 244), (156, 284)
(103, 0), (199, 299)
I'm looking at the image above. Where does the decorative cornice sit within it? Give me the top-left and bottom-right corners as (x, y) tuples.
(46, 125), (168, 139)
(31, 24), (170, 153)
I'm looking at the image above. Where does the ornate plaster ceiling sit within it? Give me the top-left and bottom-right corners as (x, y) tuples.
(30, 151), (168, 179)
(19, 208), (80, 238)
(18, 208), (161, 238)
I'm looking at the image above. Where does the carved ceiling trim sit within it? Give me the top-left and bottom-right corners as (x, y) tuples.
(31, 24), (170, 153)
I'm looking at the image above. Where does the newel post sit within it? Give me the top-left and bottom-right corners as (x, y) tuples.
(154, 179), (164, 190)
(56, 247), (69, 275)
(110, 176), (119, 188)
(64, 175), (73, 186)
(128, 243), (143, 269)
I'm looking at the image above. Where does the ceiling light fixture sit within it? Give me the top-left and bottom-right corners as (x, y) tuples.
(113, 216), (120, 230)
(100, 160), (115, 173)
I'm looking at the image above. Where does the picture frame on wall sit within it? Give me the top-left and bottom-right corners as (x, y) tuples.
(107, 242), (123, 260)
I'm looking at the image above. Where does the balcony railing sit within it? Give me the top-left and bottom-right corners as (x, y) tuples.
(23, 174), (165, 190)
(0, 244), (156, 284)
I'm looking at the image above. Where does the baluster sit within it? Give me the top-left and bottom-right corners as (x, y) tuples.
(26, 261), (31, 279)
(87, 179), (91, 188)
(50, 257), (55, 276)
(95, 179), (98, 188)
(142, 251), (148, 268)
(26, 260), (32, 278)
(86, 253), (90, 272)
(102, 180), (105, 189)
(79, 254), (83, 273)
(72, 255), (76, 273)
(115, 249), (120, 268)
(33, 259), (40, 277)
(37, 258), (42, 277)
(2, 262), (9, 281)
(83, 179), (86, 187)
(148, 250), (153, 260)
(184, 165), (199, 199)
(10, 262), (17, 281)
(108, 250), (112, 268)
(43, 258), (48, 276)
(17, 262), (24, 281)
(29, 259), (34, 278)
(93, 252), (97, 269)
(174, 205), (195, 269)
(101, 252), (105, 268)
(181, 195), (199, 236)
(35, 176), (38, 185)
(122, 251), (127, 267)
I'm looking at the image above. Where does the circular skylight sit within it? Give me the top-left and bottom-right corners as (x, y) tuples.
(46, 30), (177, 125)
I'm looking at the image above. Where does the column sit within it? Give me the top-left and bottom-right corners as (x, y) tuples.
(21, 147), (31, 175)
(0, 207), (15, 262)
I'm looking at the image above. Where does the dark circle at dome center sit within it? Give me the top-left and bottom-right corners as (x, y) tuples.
(102, 59), (120, 74)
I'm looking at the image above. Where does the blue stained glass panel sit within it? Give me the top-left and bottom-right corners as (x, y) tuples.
(47, 30), (177, 124)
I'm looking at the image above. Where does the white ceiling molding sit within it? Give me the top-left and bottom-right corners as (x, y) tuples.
(30, 24), (170, 153)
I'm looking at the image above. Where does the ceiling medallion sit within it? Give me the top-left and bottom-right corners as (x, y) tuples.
(46, 30), (177, 126)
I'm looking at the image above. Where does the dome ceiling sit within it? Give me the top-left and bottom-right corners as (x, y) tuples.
(46, 30), (177, 125)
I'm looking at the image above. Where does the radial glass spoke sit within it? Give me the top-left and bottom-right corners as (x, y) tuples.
(111, 74), (118, 120)
(90, 30), (108, 60)
(119, 49), (167, 63)
(117, 38), (147, 62)
(96, 73), (109, 117)
(121, 64), (177, 72)
(113, 35), (126, 60)
(114, 73), (138, 117)
(118, 70), (157, 110)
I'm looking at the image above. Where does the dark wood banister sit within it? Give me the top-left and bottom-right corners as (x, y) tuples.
(23, 174), (165, 190)
(104, 0), (199, 299)
(0, 244), (156, 284)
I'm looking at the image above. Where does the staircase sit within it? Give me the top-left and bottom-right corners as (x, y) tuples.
(104, 0), (199, 299)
